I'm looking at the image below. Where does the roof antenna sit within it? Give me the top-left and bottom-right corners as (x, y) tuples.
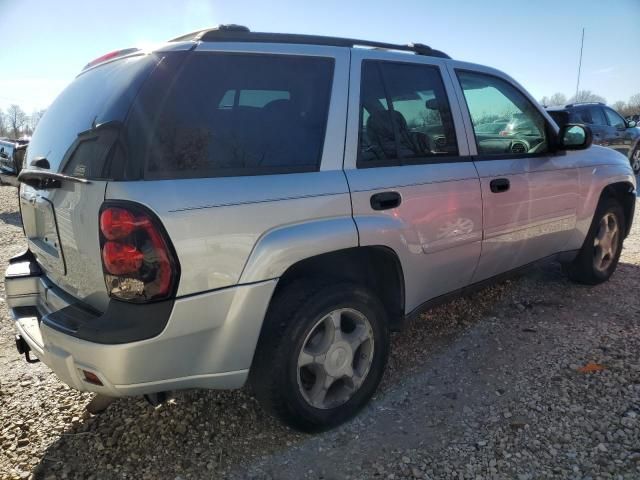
(574, 28), (585, 101)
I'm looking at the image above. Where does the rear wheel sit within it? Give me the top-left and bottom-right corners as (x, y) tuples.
(250, 281), (390, 432)
(566, 197), (625, 285)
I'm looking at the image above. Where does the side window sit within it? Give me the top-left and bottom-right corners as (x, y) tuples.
(589, 107), (608, 126)
(604, 108), (626, 129)
(457, 70), (548, 156)
(575, 108), (593, 124)
(358, 61), (458, 167)
(139, 53), (334, 179)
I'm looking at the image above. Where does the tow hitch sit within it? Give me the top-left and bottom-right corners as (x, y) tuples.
(15, 334), (39, 364)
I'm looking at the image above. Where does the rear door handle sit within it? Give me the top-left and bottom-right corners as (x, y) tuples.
(370, 191), (401, 210)
(489, 178), (510, 193)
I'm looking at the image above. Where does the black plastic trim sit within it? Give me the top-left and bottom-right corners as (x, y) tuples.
(8, 249), (40, 271)
(42, 298), (175, 345)
(624, 189), (636, 238)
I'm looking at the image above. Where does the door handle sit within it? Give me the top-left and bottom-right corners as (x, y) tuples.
(370, 191), (401, 210)
(489, 178), (510, 193)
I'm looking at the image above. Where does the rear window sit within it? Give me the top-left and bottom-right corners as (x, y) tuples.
(25, 55), (156, 176)
(130, 53), (334, 179)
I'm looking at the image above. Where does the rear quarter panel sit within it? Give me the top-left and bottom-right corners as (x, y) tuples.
(106, 172), (356, 296)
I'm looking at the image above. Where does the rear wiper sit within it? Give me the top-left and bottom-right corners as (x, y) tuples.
(18, 169), (91, 189)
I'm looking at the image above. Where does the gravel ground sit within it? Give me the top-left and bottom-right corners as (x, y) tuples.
(0, 182), (639, 480)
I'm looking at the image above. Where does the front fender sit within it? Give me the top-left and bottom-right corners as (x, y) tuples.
(238, 217), (359, 284)
(566, 163), (636, 250)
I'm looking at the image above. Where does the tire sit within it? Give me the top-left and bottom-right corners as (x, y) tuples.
(250, 280), (390, 432)
(566, 197), (625, 285)
(631, 145), (640, 175)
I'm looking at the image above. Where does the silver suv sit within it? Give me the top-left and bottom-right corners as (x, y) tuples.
(5, 26), (636, 432)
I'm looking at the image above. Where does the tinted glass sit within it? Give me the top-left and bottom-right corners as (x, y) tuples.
(135, 53), (334, 179)
(575, 108), (593, 124)
(588, 106), (607, 126)
(358, 61), (458, 167)
(458, 71), (548, 155)
(25, 55), (155, 175)
(604, 108), (626, 129)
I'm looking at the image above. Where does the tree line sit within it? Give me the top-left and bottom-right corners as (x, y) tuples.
(0, 105), (47, 139)
(539, 90), (640, 117)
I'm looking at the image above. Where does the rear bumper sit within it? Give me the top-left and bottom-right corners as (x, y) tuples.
(5, 259), (277, 396)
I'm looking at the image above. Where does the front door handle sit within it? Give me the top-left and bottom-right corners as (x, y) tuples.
(370, 191), (401, 210)
(489, 178), (510, 193)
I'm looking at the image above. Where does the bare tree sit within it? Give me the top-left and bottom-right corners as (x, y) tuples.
(539, 93), (567, 107)
(26, 109), (47, 135)
(0, 108), (7, 137)
(548, 93), (567, 107)
(627, 93), (640, 112)
(611, 101), (626, 114)
(568, 90), (606, 104)
(6, 104), (27, 139)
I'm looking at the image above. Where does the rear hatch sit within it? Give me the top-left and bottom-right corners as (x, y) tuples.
(19, 54), (159, 311)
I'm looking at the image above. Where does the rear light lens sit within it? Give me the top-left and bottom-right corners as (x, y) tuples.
(99, 203), (179, 303)
(102, 241), (144, 275)
(100, 208), (137, 240)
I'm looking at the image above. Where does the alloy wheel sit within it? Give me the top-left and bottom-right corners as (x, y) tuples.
(632, 148), (640, 174)
(593, 212), (619, 272)
(297, 308), (374, 410)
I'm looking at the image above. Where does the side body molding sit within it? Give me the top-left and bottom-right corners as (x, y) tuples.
(239, 217), (359, 284)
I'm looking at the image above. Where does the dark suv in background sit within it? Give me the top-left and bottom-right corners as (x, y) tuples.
(0, 138), (28, 186)
(547, 102), (640, 174)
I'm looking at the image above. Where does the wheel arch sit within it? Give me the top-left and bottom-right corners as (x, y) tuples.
(600, 181), (636, 238)
(272, 246), (406, 331)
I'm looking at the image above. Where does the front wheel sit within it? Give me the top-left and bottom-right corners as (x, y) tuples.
(250, 281), (390, 432)
(566, 197), (625, 285)
(631, 146), (640, 175)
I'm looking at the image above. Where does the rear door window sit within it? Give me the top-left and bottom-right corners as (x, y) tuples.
(135, 53), (334, 179)
(575, 108), (593, 124)
(358, 61), (458, 167)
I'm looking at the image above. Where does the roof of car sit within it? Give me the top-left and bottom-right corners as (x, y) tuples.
(169, 24), (451, 59)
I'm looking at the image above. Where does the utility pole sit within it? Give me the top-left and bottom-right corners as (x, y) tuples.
(575, 28), (585, 101)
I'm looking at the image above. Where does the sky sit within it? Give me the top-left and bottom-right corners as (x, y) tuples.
(0, 0), (639, 113)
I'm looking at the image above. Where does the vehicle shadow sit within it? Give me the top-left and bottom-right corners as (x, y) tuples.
(0, 209), (22, 228)
(29, 258), (640, 479)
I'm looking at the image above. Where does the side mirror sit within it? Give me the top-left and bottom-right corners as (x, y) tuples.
(558, 124), (592, 150)
(627, 120), (637, 128)
(425, 98), (439, 110)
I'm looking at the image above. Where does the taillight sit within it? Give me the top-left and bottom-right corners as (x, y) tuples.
(99, 203), (179, 303)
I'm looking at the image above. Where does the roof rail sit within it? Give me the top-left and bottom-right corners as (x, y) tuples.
(565, 101), (605, 108)
(169, 25), (451, 59)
